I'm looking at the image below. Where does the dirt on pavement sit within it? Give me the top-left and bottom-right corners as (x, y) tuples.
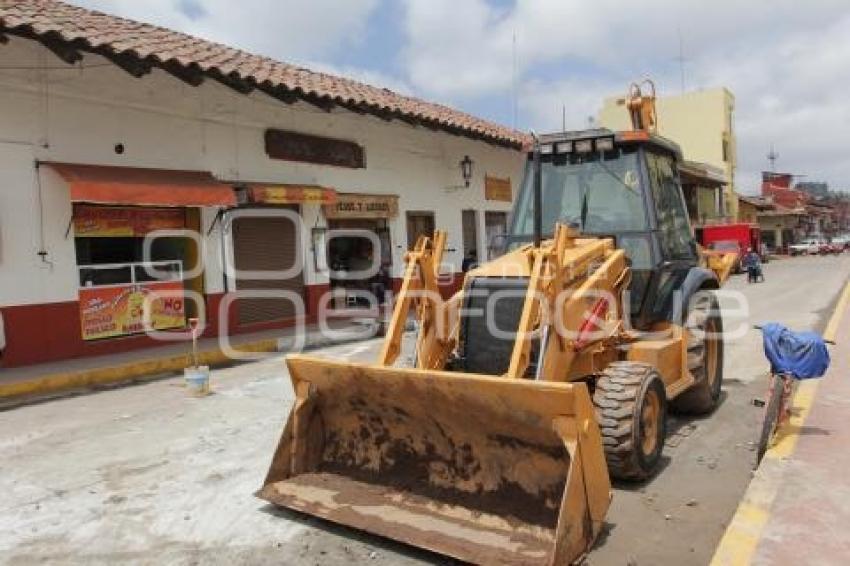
(0, 255), (848, 565)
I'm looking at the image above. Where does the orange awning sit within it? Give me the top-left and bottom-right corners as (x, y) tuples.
(49, 163), (237, 207)
(247, 184), (337, 205)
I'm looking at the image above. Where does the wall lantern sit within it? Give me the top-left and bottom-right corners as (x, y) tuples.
(460, 155), (474, 187)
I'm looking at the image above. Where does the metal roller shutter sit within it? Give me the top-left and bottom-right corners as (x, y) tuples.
(232, 208), (304, 325)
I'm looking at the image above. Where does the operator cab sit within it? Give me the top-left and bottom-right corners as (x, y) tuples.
(506, 128), (701, 329)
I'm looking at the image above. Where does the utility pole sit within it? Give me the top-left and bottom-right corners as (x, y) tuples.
(767, 144), (779, 172)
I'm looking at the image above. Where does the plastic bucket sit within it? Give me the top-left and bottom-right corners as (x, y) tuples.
(184, 366), (210, 396)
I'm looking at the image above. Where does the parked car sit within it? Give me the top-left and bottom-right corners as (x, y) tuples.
(824, 241), (844, 255)
(789, 239), (821, 256)
(831, 235), (850, 251)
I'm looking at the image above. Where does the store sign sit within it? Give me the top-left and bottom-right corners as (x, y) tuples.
(79, 281), (185, 340)
(485, 175), (512, 202)
(323, 193), (399, 219)
(265, 129), (365, 169)
(249, 185), (337, 204)
(73, 205), (185, 237)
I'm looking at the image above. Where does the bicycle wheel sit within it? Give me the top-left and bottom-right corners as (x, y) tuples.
(756, 375), (785, 466)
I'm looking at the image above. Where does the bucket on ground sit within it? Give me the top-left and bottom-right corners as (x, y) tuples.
(184, 365), (210, 396)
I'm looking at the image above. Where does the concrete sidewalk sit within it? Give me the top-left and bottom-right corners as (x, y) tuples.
(712, 281), (850, 565)
(0, 317), (383, 404)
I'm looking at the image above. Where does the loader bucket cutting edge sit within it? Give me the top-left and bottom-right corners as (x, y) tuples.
(257, 355), (611, 565)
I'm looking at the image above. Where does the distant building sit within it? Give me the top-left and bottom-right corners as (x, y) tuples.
(795, 181), (829, 197)
(762, 172), (807, 209)
(598, 87), (737, 220)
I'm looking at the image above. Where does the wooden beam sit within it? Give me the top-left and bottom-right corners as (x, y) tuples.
(40, 33), (83, 65)
(161, 60), (204, 87)
(301, 93), (335, 112)
(261, 84), (299, 104)
(92, 48), (152, 78)
(209, 68), (254, 94)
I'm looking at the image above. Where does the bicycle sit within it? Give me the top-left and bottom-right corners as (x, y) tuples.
(753, 323), (833, 466)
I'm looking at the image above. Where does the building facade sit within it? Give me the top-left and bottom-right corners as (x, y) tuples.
(0, 2), (526, 368)
(598, 87), (738, 219)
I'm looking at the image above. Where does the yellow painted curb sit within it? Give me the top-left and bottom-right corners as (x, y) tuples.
(0, 338), (279, 401)
(711, 281), (850, 566)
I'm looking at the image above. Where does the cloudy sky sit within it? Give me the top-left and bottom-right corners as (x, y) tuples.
(71, 0), (850, 193)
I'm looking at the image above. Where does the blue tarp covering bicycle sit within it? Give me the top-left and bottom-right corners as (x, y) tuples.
(754, 323), (832, 465)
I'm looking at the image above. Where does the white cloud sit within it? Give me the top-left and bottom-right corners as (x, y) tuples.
(68, 0), (380, 63)
(400, 0), (850, 188)
(305, 61), (414, 95)
(65, 0), (850, 188)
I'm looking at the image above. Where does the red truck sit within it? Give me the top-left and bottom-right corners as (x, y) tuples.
(699, 223), (762, 273)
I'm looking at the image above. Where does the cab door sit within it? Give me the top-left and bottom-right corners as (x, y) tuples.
(643, 149), (700, 324)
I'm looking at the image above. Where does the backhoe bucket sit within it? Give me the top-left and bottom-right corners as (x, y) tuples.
(257, 355), (612, 565)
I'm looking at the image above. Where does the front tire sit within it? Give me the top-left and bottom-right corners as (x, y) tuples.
(593, 362), (667, 481)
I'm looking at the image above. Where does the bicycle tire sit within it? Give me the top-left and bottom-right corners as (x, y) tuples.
(756, 375), (785, 466)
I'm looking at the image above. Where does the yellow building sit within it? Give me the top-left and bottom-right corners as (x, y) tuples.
(598, 87), (738, 220)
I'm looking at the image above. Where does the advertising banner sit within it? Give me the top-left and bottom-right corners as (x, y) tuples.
(79, 281), (185, 340)
(73, 205), (186, 237)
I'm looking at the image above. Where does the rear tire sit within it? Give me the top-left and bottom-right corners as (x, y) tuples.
(593, 362), (667, 481)
(671, 293), (724, 414)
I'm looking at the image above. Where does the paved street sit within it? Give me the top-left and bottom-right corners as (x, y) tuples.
(1, 255), (848, 566)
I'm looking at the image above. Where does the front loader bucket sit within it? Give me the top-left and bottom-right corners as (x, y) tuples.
(257, 355), (612, 565)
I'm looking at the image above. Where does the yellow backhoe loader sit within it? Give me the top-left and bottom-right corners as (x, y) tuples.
(258, 82), (735, 565)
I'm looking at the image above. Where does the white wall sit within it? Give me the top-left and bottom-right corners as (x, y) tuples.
(0, 36), (524, 308)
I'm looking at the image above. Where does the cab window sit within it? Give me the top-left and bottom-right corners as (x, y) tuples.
(646, 152), (694, 260)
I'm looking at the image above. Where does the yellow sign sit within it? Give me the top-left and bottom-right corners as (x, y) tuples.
(79, 281), (186, 340)
(323, 193), (399, 219)
(485, 176), (512, 202)
(250, 185), (336, 204)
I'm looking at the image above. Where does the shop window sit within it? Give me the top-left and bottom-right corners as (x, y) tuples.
(73, 205), (192, 340)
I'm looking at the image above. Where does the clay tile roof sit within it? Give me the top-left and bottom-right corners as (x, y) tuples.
(0, 0), (528, 148)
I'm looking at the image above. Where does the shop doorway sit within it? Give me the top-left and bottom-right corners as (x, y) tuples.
(485, 211), (508, 260)
(327, 218), (392, 307)
(231, 208), (304, 325)
(406, 211), (435, 249)
(461, 210), (479, 255)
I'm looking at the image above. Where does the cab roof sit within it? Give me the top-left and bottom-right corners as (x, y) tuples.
(536, 127), (683, 160)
